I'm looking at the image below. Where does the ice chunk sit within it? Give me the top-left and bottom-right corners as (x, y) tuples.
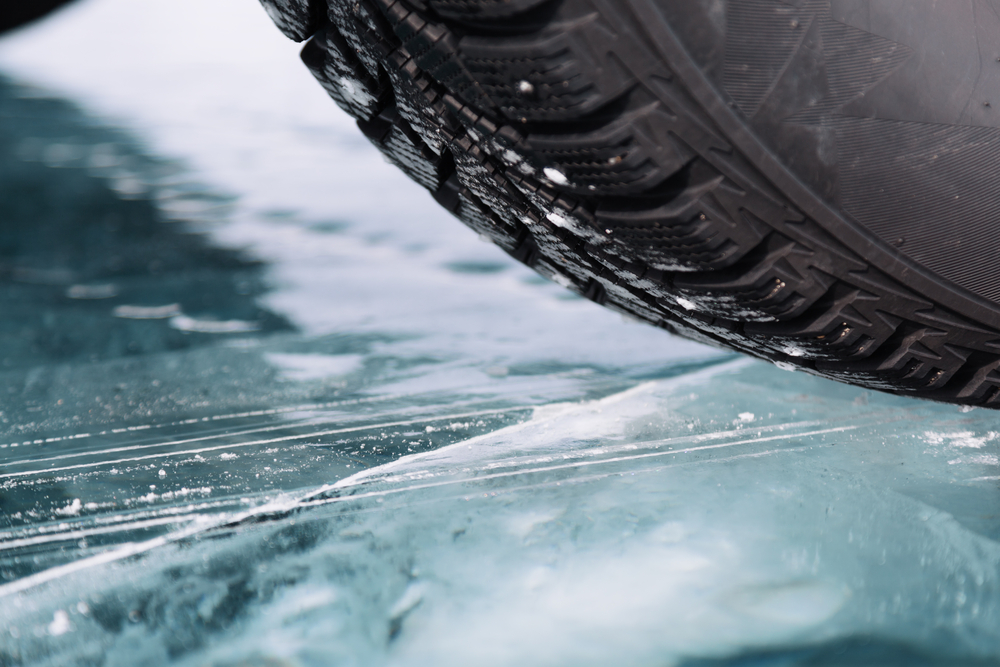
(169, 315), (260, 333)
(47, 610), (72, 636)
(113, 303), (181, 319)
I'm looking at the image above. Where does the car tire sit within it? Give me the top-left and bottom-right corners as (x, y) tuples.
(258, 0), (1000, 408)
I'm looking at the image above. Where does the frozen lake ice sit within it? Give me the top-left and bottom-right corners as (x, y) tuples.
(0, 1), (998, 665)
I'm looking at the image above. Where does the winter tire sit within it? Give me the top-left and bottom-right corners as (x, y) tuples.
(258, 0), (1000, 408)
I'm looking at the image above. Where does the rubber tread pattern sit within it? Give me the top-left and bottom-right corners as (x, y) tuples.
(259, 0), (1000, 408)
(428, 0), (551, 22)
(301, 24), (389, 121)
(458, 16), (636, 123)
(258, 0), (325, 41)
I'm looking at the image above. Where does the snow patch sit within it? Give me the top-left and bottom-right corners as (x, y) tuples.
(543, 167), (568, 185)
(55, 499), (82, 517)
(48, 610), (72, 636)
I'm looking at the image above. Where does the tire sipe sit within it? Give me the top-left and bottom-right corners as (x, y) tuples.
(258, 0), (1000, 408)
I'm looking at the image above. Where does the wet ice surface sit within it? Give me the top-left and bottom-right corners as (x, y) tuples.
(0, 1), (999, 666)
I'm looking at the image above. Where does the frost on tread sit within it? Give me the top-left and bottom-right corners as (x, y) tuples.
(256, 0), (1000, 409)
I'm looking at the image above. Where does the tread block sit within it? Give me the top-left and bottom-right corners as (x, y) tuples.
(504, 170), (610, 246)
(428, 0), (552, 22)
(815, 325), (964, 392)
(596, 163), (767, 272)
(301, 24), (389, 121)
(951, 357), (1000, 404)
(358, 107), (447, 190)
(382, 50), (451, 154)
(458, 15), (635, 121)
(674, 234), (834, 322)
(373, 0), (492, 109)
(328, 0), (398, 80)
(450, 136), (534, 228)
(433, 173), (521, 250)
(525, 102), (696, 196)
(744, 285), (883, 361)
(259, 0), (324, 41)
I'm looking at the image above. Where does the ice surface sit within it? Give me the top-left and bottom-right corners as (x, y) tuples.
(4, 361), (1000, 666)
(0, 1), (998, 665)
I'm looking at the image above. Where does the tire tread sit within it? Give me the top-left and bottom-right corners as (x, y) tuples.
(260, 0), (1000, 407)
